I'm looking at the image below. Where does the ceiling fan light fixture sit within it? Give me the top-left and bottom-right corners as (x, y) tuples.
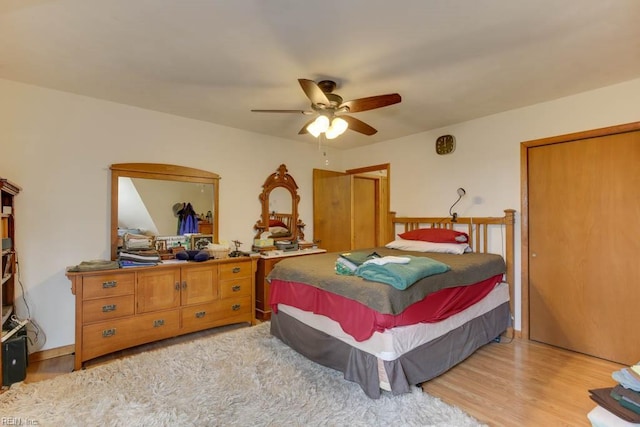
(307, 123), (322, 138)
(325, 117), (349, 139)
(307, 115), (330, 137)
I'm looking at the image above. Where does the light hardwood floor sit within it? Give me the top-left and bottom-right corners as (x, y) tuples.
(22, 328), (621, 426)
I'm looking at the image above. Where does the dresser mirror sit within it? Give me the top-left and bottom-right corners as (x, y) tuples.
(110, 163), (220, 260)
(254, 164), (306, 245)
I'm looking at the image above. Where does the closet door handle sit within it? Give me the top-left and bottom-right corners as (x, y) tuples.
(182, 281), (187, 290)
(175, 282), (180, 291)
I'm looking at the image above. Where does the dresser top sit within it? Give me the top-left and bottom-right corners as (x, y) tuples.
(259, 248), (327, 259)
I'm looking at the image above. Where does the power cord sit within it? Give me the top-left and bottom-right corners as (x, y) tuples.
(12, 252), (45, 349)
(496, 329), (515, 344)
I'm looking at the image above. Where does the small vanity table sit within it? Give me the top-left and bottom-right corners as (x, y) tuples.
(252, 164), (326, 320)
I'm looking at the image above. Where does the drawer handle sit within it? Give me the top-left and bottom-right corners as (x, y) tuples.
(102, 328), (116, 337)
(102, 304), (117, 312)
(102, 281), (117, 289)
(195, 311), (206, 318)
(232, 267), (241, 273)
(231, 304), (241, 311)
(231, 285), (241, 292)
(153, 319), (165, 328)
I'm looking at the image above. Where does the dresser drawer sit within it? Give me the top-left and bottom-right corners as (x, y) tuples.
(181, 296), (251, 331)
(219, 261), (251, 280)
(82, 309), (180, 362)
(82, 295), (135, 324)
(219, 277), (252, 299)
(82, 272), (135, 300)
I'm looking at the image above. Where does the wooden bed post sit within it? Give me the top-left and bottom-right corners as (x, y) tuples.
(503, 209), (516, 321)
(388, 211), (397, 243)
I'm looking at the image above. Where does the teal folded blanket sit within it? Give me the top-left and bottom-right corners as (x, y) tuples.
(355, 255), (450, 290)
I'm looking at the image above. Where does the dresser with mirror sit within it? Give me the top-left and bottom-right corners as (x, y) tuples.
(66, 163), (256, 370)
(253, 164), (325, 320)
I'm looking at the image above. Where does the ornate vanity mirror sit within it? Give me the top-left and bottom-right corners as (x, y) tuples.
(254, 164), (310, 250)
(110, 163), (220, 260)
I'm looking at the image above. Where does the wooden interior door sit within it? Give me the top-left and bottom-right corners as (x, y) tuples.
(526, 128), (640, 365)
(353, 176), (377, 249)
(313, 169), (352, 252)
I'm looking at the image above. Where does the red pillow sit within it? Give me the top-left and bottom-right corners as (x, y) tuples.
(269, 219), (288, 228)
(398, 228), (468, 244)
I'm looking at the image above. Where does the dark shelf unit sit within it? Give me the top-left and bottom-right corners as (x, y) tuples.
(1, 178), (21, 387)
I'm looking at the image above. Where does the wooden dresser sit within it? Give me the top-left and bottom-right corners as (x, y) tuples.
(67, 257), (256, 370)
(255, 248), (326, 320)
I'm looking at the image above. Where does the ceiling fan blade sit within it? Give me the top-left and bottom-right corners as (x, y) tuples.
(251, 109), (313, 115)
(339, 93), (401, 113)
(341, 115), (377, 135)
(298, 79), (331, 107)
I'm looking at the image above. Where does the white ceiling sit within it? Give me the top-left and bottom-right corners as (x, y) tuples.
(2, 0), (640, 149)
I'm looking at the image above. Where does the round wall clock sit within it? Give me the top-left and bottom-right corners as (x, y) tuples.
(436, 134), (456, 155)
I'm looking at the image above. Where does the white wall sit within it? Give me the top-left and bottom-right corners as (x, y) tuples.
(2, 76), (639, 352)
(342, 77), (640, 330)
(0, 79), (335, 352)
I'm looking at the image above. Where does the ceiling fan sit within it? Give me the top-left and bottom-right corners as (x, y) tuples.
(251, 79), (401, 139)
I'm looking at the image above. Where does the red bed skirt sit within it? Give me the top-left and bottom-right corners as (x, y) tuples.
(270, 274), (503, 342)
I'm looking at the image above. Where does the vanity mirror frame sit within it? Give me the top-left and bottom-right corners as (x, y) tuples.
(110, 163), (220, 260)
(254, 164), (306, 245)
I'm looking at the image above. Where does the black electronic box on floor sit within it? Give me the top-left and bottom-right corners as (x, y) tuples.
(2, 326), (28, 386)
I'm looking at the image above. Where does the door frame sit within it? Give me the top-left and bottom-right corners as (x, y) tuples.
(520, 121), (640, 340)
(346, 163), (391, 247)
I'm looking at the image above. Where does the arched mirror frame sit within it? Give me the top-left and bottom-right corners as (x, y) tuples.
(254, 164), (305, 243)
(110, 163), (220, 260)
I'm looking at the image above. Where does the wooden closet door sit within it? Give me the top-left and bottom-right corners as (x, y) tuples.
(353, 176), (377, 249)
(313, 169), (352, 252)
(528, 130), (640, 365)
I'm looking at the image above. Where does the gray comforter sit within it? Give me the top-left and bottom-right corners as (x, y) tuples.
(268, 247), (505, 315)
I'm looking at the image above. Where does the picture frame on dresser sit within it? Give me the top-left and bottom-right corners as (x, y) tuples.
(191, 234), (214, 251)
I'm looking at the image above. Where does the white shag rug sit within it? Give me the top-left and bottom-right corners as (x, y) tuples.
(1, 322), (485, 426)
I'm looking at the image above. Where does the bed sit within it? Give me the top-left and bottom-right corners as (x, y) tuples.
(268, 209), (515, 398)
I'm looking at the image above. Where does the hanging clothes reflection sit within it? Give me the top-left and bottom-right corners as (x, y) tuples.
(176, 202), (199, 234)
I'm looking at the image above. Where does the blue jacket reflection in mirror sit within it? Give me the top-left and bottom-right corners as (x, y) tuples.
(177, 202), (199, 234)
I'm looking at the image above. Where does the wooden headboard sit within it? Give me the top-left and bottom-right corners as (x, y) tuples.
(390, 209), (516, 316)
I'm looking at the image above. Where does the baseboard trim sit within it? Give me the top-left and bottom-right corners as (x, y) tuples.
(29, 344), (75, 363)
